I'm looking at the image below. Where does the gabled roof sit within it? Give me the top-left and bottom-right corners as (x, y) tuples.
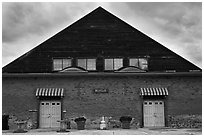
(2, 7), (201, 73)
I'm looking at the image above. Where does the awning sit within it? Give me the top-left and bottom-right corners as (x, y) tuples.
(36, 88), (64, 97)
(140, 88), (168, 96)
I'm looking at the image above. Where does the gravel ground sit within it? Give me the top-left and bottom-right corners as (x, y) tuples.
(2, 128), (202, 135)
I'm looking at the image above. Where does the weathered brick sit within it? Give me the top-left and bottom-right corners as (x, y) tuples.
(2, 75), (201, 129)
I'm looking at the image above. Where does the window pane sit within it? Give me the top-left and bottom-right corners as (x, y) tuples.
(87, 59), (96, 70)
(77, 59), (86, 69)
(160, 102), (163, 105)
(139, 58), (148, 70)
(105, 59), (113, 70)
(114, 58), (123, 70)
(129, 58), (139, 67)
(53, 59), (62, 70)
(63, 59), (72, 69)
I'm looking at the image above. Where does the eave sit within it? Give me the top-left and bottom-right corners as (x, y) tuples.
(2, 72), (202, 78)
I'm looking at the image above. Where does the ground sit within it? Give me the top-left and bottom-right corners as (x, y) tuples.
(2, 128), (202, 135)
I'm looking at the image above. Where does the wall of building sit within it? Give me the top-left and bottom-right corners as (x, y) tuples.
(2, 74), (202, 129)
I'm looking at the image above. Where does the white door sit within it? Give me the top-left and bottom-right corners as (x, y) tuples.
(143, 100), (165, 127)
(40, 101), (61, 128)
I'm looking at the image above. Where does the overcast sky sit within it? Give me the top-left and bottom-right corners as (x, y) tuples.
(2, 2), (202, 68)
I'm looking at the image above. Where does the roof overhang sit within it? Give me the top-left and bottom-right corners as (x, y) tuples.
(2, 72), (202, 78)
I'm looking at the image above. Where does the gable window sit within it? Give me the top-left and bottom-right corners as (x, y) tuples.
(77, 58), (96, 70)
(129, 58), (139, 67)
(129, 58), (148, 70)
(105, 59), (113, 70)
(53, 58), (72, 71)
(139, 58), (148, 70)
(53, 59), (62, 71)
(62, 59), (72, 69)
(114, 58), (123, 70)
(87, 59), (96, 70)
(105, 58), (123, 70)
(77, 59), (86, 69)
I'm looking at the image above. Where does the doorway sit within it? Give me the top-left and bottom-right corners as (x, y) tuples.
(143, 100), (165, 127)
(39, 101), (61, 128)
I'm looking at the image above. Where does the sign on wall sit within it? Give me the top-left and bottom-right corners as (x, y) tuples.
(93, 88), (109, 93)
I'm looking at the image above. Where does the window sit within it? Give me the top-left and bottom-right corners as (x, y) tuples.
(105, 58), (123, 70)
(77, 59), (86, 69)
(159, 102), (163, 105)
(129, 58), (139, 67)
(105, 59), (113, 70)
(87, 59), (96, 70)
(129, 58), (148, 70)
(53, 59), (62, 71)
(62, 59), (72, 69)
(139, 58), (148, 70)
(114, 58), (123, 70)
(53, 58), (72, 71)
(77, 58), (96, 70)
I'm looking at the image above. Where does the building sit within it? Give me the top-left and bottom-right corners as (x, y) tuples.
(2, 7), (202, 129)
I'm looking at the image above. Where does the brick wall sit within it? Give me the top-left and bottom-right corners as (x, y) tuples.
(2, 74), (202, 129)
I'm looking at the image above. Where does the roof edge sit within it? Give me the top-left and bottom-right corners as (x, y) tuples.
(2, 72), (202, 78)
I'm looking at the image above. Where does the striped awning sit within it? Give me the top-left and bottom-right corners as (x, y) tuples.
(36, 88), (64, 97)
(140, 88), (168, 96)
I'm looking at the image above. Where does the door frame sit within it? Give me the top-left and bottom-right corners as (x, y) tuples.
(141, 96), (168, 127)
(37, 96), (63, 128)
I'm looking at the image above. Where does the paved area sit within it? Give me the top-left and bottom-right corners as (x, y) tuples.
(2, 128), (202, 135)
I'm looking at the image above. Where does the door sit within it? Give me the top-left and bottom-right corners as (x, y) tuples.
(40, 101), (61, 128)
(143, 100), (164, 127)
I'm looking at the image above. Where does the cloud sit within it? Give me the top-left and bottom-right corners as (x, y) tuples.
(108, 2), (202, 68)
(2, 2), (97, 43)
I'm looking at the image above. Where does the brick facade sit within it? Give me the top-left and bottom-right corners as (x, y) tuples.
(2, 73), (201, 128)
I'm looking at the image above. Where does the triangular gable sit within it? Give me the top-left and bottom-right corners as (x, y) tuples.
(2, 7), (201, 73)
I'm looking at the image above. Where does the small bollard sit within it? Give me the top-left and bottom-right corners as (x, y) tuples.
(100, 116), (107, 130)
(13, 121), (27, 133)
(57, 120), (70, 132)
